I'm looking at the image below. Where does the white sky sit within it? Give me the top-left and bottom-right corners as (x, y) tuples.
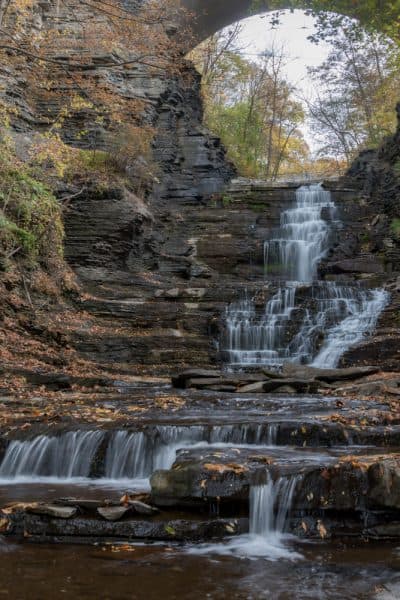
(235, 10), (331, 94)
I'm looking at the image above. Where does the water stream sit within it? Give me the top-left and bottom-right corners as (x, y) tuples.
(0, 184), (396, 589)
(0, 424), (279, 485)
(225, 184), (389, 367)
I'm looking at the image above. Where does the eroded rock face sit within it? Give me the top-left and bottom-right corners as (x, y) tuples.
(1, 1), (399, 380)
(150, 448), (400, 514)
(4, 510), (248, 542)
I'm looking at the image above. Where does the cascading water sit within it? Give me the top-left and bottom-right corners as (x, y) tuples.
(0, 424), (279, 484)
(247, 475), (302, 558)
(0, 431), (104, 481)
(264, 184), (335, 283)
(225, 184), (389, 367)
(191, 474), (303, 560)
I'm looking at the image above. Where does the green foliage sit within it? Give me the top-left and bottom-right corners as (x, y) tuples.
(222, 195), (232, 207)
(252, 1), (400, 45)
(390, 218), (400, 239)
(306, 19), (400, 163)
(0, 137), (64, 267)
(191, 38), (308, 180)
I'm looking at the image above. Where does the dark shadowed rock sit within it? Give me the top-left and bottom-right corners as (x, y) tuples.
(262, 379), (320, 393)
(282, 363), (380, 382)
(324, 257), (385, 275)
(172, 369), (221, 388)
(5, 511), (248, 542)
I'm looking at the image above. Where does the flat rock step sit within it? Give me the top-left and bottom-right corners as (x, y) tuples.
(3, 511), (248, 542)
(172, 365), (381, 393)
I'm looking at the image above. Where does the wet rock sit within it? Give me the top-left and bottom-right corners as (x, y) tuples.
(281, 363), (380, 382)
(150, 457), (253, 507)
(334, 380), (399, 396)
(206, 385), (238, 392)
(237, 381), (266, 393)
(54, 498), (110, 510)
(325, 257), (385, 275)
(151, 446), (400, 515)
(366, 523), (400, 538)
(275, 385), (297, 394)
(26, 505), (78, 519)
(129, 500), (159, 516)
(6, 512), (248, 542)
(97, 506), (131, 521)
(262, 379), (319, 393)
(341, 335), (400, 372)
(172, 369), (221, 388)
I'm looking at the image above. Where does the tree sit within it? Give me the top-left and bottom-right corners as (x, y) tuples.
(253, 1), (400, 45)
(0, 0), (186, 137)
(190, 34), (308, 179)
(305, 19), (400, 163)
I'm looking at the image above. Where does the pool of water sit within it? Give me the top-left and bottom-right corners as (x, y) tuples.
(0, 538), (399, 599)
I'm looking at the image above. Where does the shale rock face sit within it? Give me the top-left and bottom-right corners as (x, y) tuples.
(61, 176), (400, 374)
(2, 0), (399, 377)
(150, 447), (400, 513)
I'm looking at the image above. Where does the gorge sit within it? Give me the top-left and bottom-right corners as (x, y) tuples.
(0, 1), (400, 598)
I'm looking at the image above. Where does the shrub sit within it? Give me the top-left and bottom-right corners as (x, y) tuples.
(0, 137), (64, 268)
(390, 218), (400, 239)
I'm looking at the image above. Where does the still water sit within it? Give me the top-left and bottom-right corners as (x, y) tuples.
(0, 539), (399, 600)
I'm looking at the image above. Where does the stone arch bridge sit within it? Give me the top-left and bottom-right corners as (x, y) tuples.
(181, 1), (365, 44)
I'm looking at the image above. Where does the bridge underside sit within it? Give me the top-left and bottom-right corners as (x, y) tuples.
(182, 1), (362, 45)
(182, 0), (258, 41)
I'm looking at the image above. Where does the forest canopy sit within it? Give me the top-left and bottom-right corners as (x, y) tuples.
(190, 12), (400, 180)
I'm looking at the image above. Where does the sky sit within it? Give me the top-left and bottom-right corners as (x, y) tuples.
(235, 10), (331, 96)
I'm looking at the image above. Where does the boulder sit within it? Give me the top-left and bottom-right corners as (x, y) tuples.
(150, 446), (400, 513)
(172, 369), (221, 388)
(5, 513), (248, 542)
(324, 257), (384, 274)
(97, 506), (131, 521)
(237, 381), (266, 393)
(282, 363), (380, 383)
(26, 505), (77, 519)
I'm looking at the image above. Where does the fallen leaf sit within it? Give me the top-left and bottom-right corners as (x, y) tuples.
(317, 520), (328, 539)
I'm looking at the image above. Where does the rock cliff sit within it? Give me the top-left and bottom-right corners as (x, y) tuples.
(0, 0), (399, 383)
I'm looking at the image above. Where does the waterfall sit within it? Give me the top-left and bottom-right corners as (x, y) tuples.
(264, 184), (335, 283)
(190, 474), (302, 559)
(0, 424), (280, 483)
(0, 431), (104, 481)
(250, 476), (299, 539)
(225, 184), (389, 368)
(244, 475), (302, 559)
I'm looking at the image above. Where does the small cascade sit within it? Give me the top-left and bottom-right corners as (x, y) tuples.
(103, 427), (206, 480)
(191, 474), (303, 559)
(0, 431), (104, 480)
(250, 476), (299, 538)
(245, 475), (302, 559)
(225, 184), (389, 368)
(0, 424), (280, 483)
(312, 288), (389, 367)
(264, 184), (335, 283)
(104, 431), (148, 480)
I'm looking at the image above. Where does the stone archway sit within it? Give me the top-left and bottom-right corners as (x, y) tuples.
(181, 0), (360, 43)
